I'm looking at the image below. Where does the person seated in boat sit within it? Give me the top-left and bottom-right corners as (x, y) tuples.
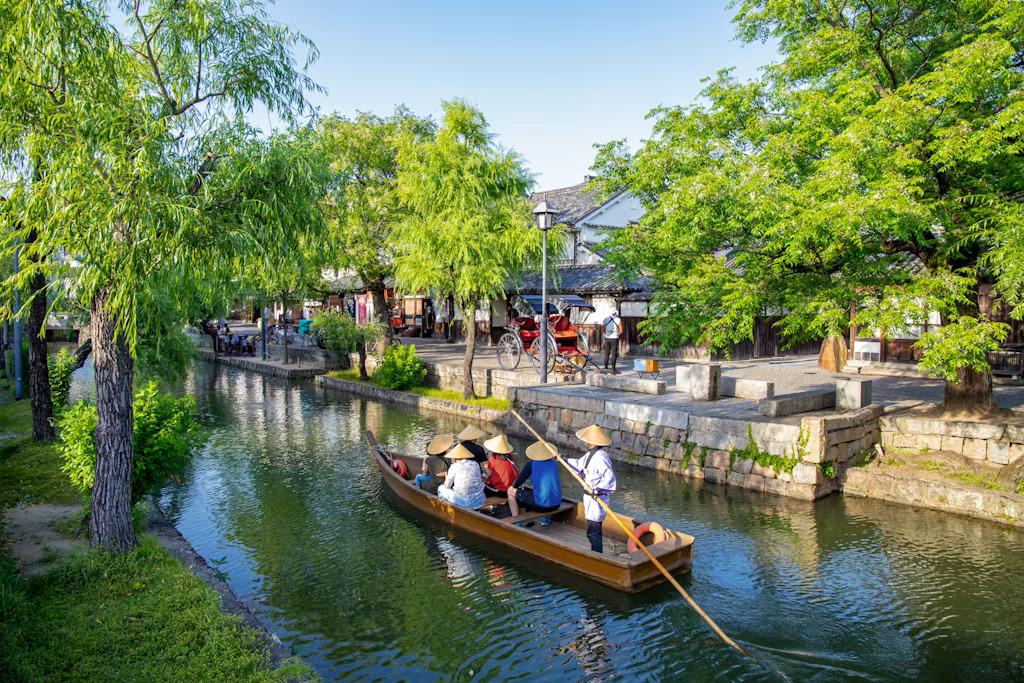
(416, 434), (453, 495)
(506, 441), (562, 527)
(482, 434), (519, 497)
(568, 424), (617, 554)
(457, 424), (489, 464)
(437, 444), (487, 509)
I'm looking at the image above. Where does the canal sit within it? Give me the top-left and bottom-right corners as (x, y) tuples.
(97, 362), (1024, 681)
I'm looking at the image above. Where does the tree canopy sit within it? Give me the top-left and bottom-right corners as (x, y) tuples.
(394, 99), (548, 398)
(595, 0), (1024, 408)
(0, 0), (325, 550)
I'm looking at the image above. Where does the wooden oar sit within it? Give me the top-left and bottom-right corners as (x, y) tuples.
(509, 409), (758, 665)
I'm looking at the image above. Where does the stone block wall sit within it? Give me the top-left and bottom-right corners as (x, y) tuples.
(509, 388), (883, 501)
(880, 415), (1024, 466)
(348, 353), (522, 399)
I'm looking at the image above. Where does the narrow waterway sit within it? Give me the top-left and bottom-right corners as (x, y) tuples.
(81, 361), (1024, 681)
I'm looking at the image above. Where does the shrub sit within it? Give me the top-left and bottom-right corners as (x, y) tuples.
(373, 344), (427, 390)
(48, 348), (78, 415)
(311, 309), (364, 353)
(58, 381), (206, 505)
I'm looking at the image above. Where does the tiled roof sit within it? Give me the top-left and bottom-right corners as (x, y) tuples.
(528, 179), (622, 227)
(513, 265), (651, 295)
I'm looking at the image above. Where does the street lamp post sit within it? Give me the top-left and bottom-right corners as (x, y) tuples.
(533, 201), (558, 384)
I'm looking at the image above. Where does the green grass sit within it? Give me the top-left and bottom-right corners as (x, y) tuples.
(0, 536), (315, 682)
(946, 468), (1004, 491)
(0, 398), (316, 682)
(326, 370), (510, 411)
(0, 399), (82, 509)
(407, 387), (510, 411)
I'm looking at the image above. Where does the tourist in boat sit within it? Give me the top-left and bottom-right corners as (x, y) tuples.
(507, 441), (562, 526)
(437, 443), (486, 509)
(457, 424), (489, 464)
(482, 434), (519, 497)
(416, 434), (453, 495)
(568, 425), (617, 554)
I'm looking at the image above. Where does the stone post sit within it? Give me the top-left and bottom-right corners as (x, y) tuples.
(836, 377), (872, 412)
(678, 363), (721, 401)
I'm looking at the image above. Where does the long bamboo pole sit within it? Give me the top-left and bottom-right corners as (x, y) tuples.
(509, 409), (758, 664)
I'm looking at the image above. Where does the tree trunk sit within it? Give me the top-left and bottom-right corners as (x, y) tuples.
(462, 299), (477, 400)
(944, 366), (997, 413)
(357, 341), (369, 381)
(2, 320), (10, 381)
(281, 290), (289, 365)
(446, 294), (456, 344)
(89, 286), (137, 553)
(942, 292), (997, 412)
(27, 266), (55, 441)
(369, 278), (391, 355)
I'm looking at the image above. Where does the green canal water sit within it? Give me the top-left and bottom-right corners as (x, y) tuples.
(108, 362), (1024, 681)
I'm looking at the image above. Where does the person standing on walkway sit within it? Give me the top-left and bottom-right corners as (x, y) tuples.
(602, 309), (622, 374)
(568, 424), (617, 554)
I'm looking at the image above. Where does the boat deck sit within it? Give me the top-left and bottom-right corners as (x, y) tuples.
(530, 520), (632, 557)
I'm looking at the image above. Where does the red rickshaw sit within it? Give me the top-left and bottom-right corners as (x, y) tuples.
(497, 294), (596, 375)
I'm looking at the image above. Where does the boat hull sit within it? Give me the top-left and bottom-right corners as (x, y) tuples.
(368, 432), (693, 593)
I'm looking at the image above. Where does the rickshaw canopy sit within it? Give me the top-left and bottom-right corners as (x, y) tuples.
(511, 294), (594, 317)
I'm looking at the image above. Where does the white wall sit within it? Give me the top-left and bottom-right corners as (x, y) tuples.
(578, 191), (644, 244)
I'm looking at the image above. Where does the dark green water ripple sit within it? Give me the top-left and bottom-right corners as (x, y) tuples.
(112, 361), (1024, 681)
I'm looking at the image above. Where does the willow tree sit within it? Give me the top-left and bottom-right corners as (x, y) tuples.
(318, 108), (436, 353)
(394, 100), (543, 399)
(0, 0), (324, 551)
(595, 0), (1024, 413)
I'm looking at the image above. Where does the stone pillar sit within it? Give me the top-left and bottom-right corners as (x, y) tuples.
(836, 377), (872, 411)
(687, 363), (721, 401)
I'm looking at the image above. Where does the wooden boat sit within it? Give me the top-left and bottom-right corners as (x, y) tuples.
(366, 430), (694, 593)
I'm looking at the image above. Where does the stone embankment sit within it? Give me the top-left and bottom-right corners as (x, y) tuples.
(843, 463), (1024, 526)
(880, 411), (1024, 466)
(509, 384), (881, 501)
(315, 374), (504, 423)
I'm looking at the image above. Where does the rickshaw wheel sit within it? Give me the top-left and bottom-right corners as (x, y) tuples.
(497, 332), (522, 370)
(576, 331), (590, 358)
(528, 336), (555, 374)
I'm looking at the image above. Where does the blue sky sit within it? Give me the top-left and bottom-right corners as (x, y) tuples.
(266, 0), (779, 191)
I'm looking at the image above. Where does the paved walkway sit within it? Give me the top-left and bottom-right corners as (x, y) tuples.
(219, 320), (1024, 410)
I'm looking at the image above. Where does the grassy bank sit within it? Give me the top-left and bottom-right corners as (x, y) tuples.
(0, 398), (315, 681)
(327, 369), (510, 411)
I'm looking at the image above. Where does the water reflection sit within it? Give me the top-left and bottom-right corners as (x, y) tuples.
(108, 361), (1024, 682)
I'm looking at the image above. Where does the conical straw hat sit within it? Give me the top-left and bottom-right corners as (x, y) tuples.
(483, 434), (513, 454)
(575, 424), (610, 446)
(426, 434), (455, 455)
(525, 440), (558, 461)
(457, 424), (487, 441)
(446, 443), (475, 460)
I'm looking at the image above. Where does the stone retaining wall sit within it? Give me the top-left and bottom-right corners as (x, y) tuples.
(348, 353), (524, 399)
(880, 414), (1024, 466)
(843, 466), (1024, 526)
(199, 349), (323, 379)
(509, 386), (882, 500)
(315, 375), (506, 423)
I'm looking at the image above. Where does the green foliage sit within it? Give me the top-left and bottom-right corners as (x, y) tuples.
(1015, 479), (1024, 497)
(819, 461), (837, 480)
(0, 535), (315, 681)
(948, 469), (1003, 492)
(56, 400), (99, 496)
(58, 383), (206, 505)
(679, 440), (698, 470)
(595, 0), (1024, 389)
(312, 309), (375, 353)
(915, 317), (1011, 382)
(373, 344), (427, 391)
(47, 348), (77, 416)
(318, 108), (436, 320)
(730, 425), (802, 476)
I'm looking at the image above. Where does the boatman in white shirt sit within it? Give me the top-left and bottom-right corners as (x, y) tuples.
(568, 424), (617, 554)
(602, 309), (622, 374)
